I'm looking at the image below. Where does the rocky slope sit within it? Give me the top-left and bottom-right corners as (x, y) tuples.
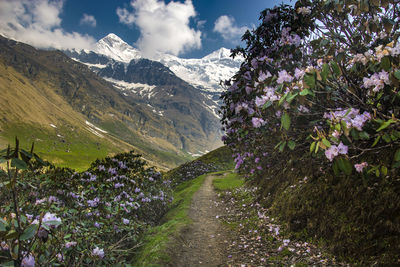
(0, 35), (221, 168)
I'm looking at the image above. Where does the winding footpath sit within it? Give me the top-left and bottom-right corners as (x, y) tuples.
(170, 174), (229, 266)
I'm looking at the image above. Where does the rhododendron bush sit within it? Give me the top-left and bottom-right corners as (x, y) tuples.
(0, 139), (172, 266)
(221, 0), (400, 178)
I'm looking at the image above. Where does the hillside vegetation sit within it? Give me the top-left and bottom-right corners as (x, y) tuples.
(220, 1), (400, 265)
(0, 35), (208, 170)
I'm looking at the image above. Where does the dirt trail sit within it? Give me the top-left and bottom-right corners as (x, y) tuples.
(170, 174), (229, 267)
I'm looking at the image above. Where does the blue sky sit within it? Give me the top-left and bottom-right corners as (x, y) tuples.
(0, 0), (292, 58)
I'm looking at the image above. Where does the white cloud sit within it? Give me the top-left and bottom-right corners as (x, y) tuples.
(80, 13), (97, 27)
(0, 0), (96, 50)
(116, 0), (202, 58)
(213, 15), (248, 43)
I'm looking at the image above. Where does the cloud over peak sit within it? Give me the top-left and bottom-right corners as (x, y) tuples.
(116, 0), (202, 58)
(80, 14), (97, 27)
(213, 15), (248, 43)
(0, 0), (95, 50)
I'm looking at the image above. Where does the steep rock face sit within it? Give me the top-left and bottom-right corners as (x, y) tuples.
(64, 34), (225, 154)
(0, 35), (221, 168)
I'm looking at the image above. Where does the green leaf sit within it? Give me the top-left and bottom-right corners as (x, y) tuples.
(376, 119), (395, 132)
(44, 220), (61, 226)
(286, 92), (298, 103)
(288, 140), (296, 150)
(394, 149), (400, 161)
(330, 61), (341, 76)
(322, 138), (331, 148)
(274, 141), (282, 150)
(381, 166), (388, 176)
(5, 230), (18, 239)
(333, 160), (340, 176)
(279, 141), (286, 152)
(262, 101), (272, 109)
(300, 88), (315, 97)
(20, 224), (38, 241)
(278, 92), (288, 106)
(321, 63), (330, 81)
(1, 261), (14, 267)
(337, 157), (352, 175)
(394, 70), (400, 80)
(372, 136), (380, 147)
(359, 131), (370, 140)
(382, 134), (391, 143)
(11, 158), (28, 170)
(310, 141), (316, 153)
(0, 219), (7, 231)
(304, 74), (316, 88)
(380, 56), (391, 71)
(281, 112), (291, 131)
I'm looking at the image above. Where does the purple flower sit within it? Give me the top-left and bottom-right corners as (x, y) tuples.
(258, 71), (272, 82)
(21, 254), (35, 267)
(337, 142), (348, 155)
(114, 183), (124, 188)
(325, 145), (339, 161)
(277, 70), (293, 84)
(87, 198), (100, 207)
(92, 247), (104, 258)
(94, 222), (100, 228)
(123, 218), (130, 225)
(98, 165), (105, 171)
(48, 196), (58, 203)
(65, 241), (77, 248)
(252, 117), (266, 128)
(42, 212), (61, 228)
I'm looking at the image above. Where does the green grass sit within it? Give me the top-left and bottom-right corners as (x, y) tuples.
(0, 123), (114, 171)
(196, 146), (234, 170)
(132, 174), (207, 266)
(213, 172), (244, 191)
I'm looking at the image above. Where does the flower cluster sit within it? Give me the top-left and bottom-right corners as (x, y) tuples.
(220, 1), (400, 180)
(0, 150), (172, 266)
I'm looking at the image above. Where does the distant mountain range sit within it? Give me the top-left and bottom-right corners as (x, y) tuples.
(65, 33), (243, 104)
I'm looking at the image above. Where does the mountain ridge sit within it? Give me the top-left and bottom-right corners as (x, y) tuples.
(0, 35), (222, 169)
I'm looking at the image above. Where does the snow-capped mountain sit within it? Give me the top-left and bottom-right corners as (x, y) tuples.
(63, 34), (225, 155)
(159, 48), (242, 94)
(95, 33), (141, 63)
(89, 33), (243, 94)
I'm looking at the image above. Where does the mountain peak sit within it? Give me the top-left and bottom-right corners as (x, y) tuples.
(202, 47), (232, 60)
(101, 33), (126, 44)
(95, 33), (141, 63)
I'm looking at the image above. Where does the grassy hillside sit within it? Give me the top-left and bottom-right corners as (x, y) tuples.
(165, 146), (234, 185)
(0, 36), (194, 170)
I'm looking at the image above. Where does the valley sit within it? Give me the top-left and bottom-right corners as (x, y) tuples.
(0, 34), (241, 170)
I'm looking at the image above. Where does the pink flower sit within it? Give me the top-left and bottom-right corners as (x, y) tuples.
(332, 130), (341, 138)
(325, 145), (339, 161)
(354, 162), (368, 173)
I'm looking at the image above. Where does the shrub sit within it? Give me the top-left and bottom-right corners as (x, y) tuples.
(0, 138), (172, 266)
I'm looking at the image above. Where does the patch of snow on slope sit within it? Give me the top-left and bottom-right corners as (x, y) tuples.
(85, 120), (108, 138)
(202, 101), (220, 119)
(104, 77), (157, 99)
